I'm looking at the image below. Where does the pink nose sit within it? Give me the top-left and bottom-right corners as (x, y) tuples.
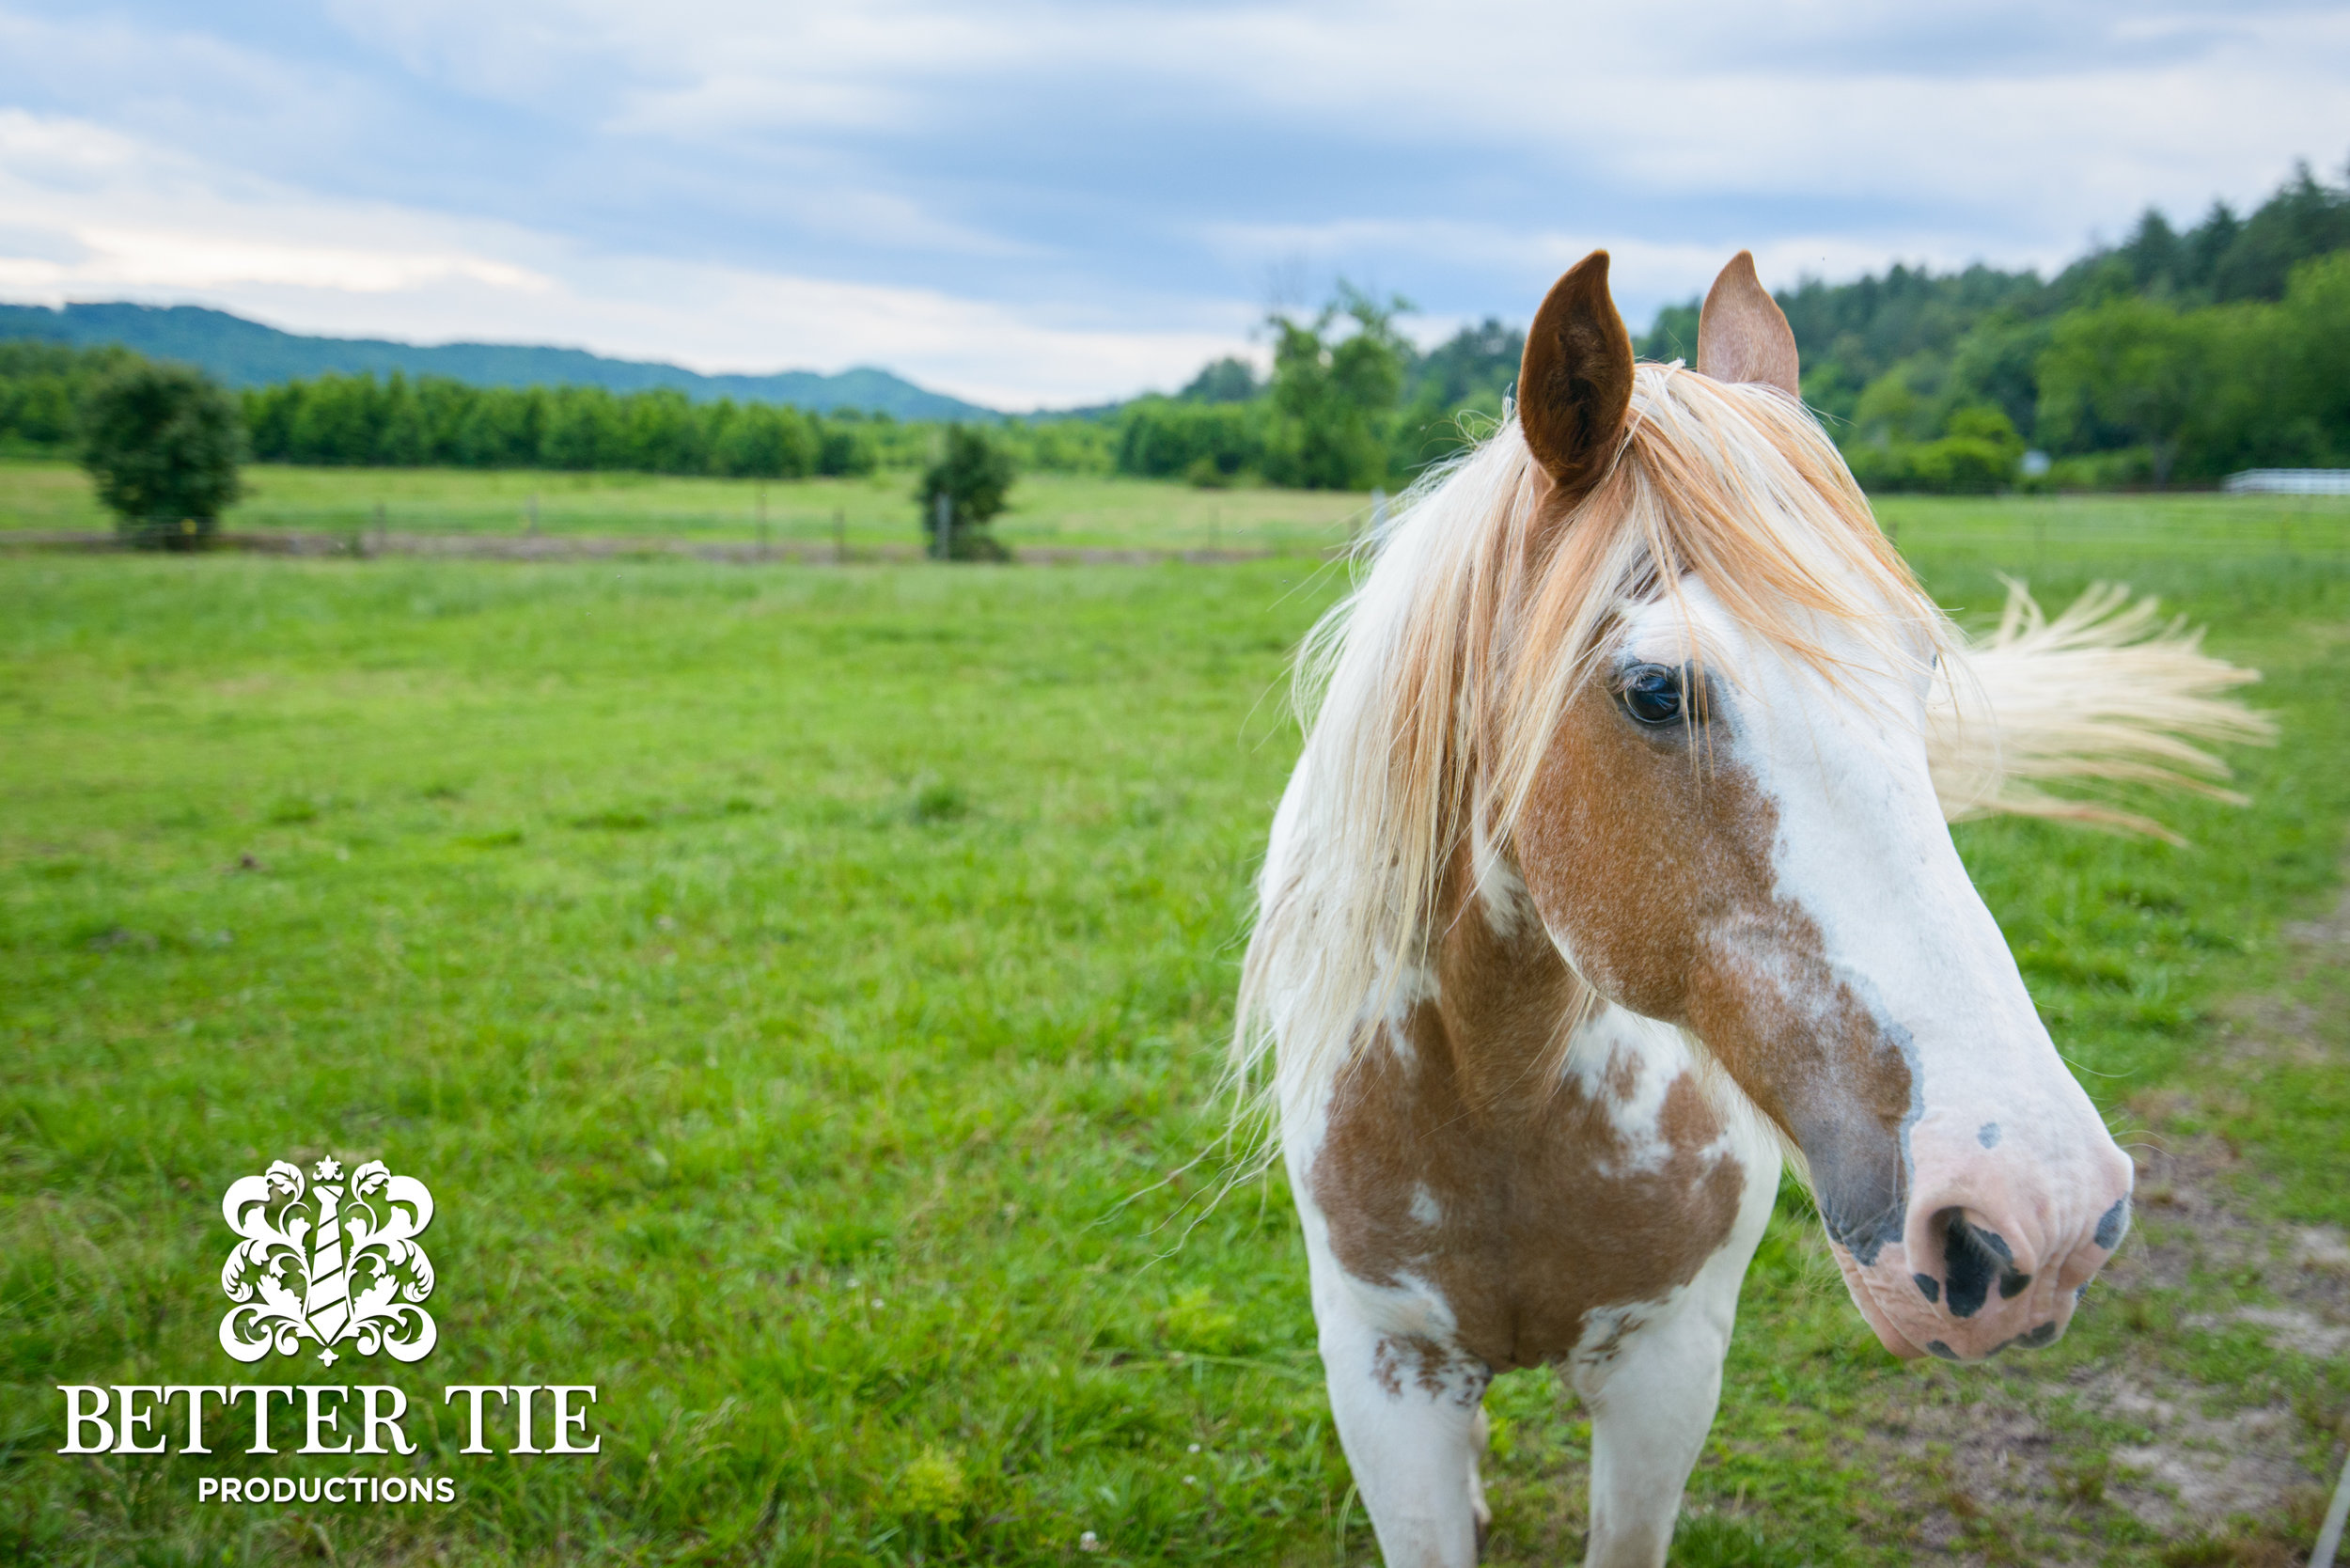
(1834, 1190), (2131, 1363)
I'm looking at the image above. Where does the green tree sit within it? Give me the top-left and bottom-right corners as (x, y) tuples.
(541, 387), (624, 470)
(1392, 317), (1521, 476)
(285, 372), (383, 464)
(917, 424), (1016, 560)
(1114, 398), (1262, 483)
(1849, 353), (1950, 446)
(711, 402), (817, 478)
(79, 361), (245, 549)
(1180, 356), (1260, 403)
(2036, 298), (2209, 485)
(454, 385), (545, 467)
(2211, 159), (2350, 302)
(1262, 285), (1410, 491)
(622, 388), (702, 473)
(2278, 251), (2350, 463)
(815, 416), (879, 477)
(0, 341), (136, 451)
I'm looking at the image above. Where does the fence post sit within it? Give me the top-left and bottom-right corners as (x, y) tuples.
(935, 492), (951, 562)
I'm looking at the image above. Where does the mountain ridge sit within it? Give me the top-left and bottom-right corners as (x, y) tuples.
(0, 300), (998, 421)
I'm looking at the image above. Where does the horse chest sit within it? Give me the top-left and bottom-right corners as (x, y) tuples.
(1307, 1016), (1753, 1372)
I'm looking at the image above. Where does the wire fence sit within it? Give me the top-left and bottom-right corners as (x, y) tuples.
(6, 490), (2347, 572)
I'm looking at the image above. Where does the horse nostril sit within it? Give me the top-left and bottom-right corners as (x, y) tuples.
(1935, 1208), (2031, 1318)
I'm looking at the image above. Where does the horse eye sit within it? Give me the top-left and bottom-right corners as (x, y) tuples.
(1621, 665), (1684, 726)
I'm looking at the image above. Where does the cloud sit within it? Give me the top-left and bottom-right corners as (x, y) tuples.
(0, 108), (1241, 407)
(0, 1), (2345, 403)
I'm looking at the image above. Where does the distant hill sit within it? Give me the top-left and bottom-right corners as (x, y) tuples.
(0, 301), (996, 420)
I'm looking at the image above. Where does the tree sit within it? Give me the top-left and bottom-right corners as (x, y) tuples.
(1393, 318), (1522, 475)
(711, 402), (817, 478)
(1262, 285), (1410, 491)
(917, 424), (1016, 560)
(80, 361), (244, 549)
(2274, 253), (2350, 464)
(1180, 357), (1260, 403)
(2211, 159), (2350, 302)
(1114, 398), (1261, 483)
(2035, 299), (2209, 486)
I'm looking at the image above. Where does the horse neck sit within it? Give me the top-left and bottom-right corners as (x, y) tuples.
(1394, 831), (1593, 1119)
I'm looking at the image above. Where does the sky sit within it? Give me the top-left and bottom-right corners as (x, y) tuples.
(0, 2), (2344, 410)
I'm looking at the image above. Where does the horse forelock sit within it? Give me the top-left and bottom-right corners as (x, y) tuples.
(1233, 361), (1952, 1139)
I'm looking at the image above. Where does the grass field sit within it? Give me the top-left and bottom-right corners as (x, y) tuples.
(0, 461), (1377, 556)
(5, 488), (2350, 1565)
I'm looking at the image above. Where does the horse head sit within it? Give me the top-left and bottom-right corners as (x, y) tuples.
(1506, 251), (2134, 1362)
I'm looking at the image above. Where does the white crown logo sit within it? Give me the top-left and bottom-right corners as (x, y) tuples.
(219, 1156), (437, 1366)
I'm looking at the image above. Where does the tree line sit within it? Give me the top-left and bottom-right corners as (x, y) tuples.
(1648, 158), (2350, 490)
(1121, 155), (2350, 494)
(242, 374), (889, 478)
(0, 345), (1120, 480)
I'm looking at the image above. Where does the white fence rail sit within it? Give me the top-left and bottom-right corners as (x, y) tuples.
(2223, 469), (2350, 495)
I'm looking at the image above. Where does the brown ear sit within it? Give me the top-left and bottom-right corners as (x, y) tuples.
(1517, 250), (1634, 497)
(1695, 251), (1799, 396)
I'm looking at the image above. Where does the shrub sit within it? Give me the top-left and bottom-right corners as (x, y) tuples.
(1907, 435), (2017, 494)
(1839, 405), (2023, 494)
(80, 361), (245, 549)
(916, 424), (1015, 561)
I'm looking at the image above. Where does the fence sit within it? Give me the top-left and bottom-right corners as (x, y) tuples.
(2223, 469), (2350, 495)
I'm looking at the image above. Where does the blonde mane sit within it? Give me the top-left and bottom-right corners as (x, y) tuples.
(1233, 362), (2268, 1133)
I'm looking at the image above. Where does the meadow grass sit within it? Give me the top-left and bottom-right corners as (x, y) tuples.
(0, 461), (1375, 555)
(3, 494), (2348, 1565)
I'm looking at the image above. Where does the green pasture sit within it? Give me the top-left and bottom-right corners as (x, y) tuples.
(0, 461), (1373, 556)
(4, 490), (2350, 1565)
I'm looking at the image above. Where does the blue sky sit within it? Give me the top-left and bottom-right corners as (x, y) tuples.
(0, 1), (2343, 407)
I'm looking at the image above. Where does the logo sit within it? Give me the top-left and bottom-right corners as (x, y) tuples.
(218, 1156), (436, 1366)
(57, 1152), (602, 1490)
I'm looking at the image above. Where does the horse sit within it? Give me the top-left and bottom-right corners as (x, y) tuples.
(1234, 251), (2270, 1567)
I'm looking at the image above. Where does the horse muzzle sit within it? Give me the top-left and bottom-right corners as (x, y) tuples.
(1825, 1138), (2134, 1363)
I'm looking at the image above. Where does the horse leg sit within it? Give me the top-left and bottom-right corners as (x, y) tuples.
(1311, 1261), (1492, 1567)
(1567, 1267), (1747, 1568)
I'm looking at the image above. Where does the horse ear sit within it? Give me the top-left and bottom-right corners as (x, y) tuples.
(1517, 250), (1635, 497)
(1695, 250), (1799, 396)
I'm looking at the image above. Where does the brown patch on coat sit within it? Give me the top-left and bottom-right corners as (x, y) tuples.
(1511, 670), (1916, 1256)
(1371, 1334), (1490, 1407)
(1311, 824), (1747, 1372)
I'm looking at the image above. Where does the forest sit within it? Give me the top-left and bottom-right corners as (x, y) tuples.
(2, 158), (2345, 494)
(1115, 157), (2350, 493)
